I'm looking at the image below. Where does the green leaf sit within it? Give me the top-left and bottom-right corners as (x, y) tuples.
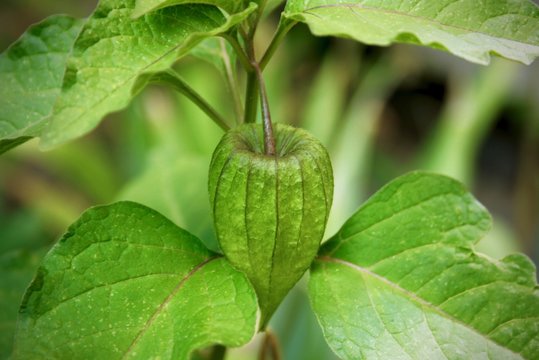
(40, 1), (256, 150)
(0, 250), (44, 358)
(309, 172), (539, 360)
(0, 15), (83, 154)
(269, 284), (339, 360)
(118, 152), (218, 251)
(14, 201), (259, 359)
(133, 0), (247, 17)
(284, 0), (539, 65)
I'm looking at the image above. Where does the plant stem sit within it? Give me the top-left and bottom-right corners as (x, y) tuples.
(151, 70), (229, 131)
(218, 38), (244, 124)
(243, 10), (276, 155)
(221, 33), (254, 72)
(244, 71), (259, 124)
(253, 61), (275, 155)
(242, 35), (275, 156)
(258, 331), (281, 360)
(260, 19), (297, 70)
(243, 27), (259, 125)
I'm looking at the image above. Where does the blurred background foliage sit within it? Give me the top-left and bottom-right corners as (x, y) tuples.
(1, 1), (538, 359)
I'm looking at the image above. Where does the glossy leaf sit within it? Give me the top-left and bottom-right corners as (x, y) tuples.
(0, 15), (83, 154)
(309, 172), (539, 360)
(133, 0), (247, 17)
(39, 0), (256, 150)
(14, 201), (259, 359)
(284, 0), (539, 65)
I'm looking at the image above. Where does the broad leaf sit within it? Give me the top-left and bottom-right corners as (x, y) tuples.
(14, 201), (259, 359)
(309, 172), (539, 360)
(40, 1), (256, 150)
(118, 66), (224, 252)
(0, 250), (43, 358)
(284, 0), (539, 65)
(0, 15), (83, 154)
(0, 206), (49, 358)
(118, 153), (218, 251)
(133, 0), (247, 17)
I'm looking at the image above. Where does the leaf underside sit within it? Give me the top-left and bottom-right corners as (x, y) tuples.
(0, 15), (83, 154)
(14, 201), (258, 359)
(309, 172), (539, 360)
(38, 0), (256, 150)
(133, 0), (246, 18)
(285, 0), (539, 65)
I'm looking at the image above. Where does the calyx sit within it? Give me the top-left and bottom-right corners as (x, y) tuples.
(209, 123), (333, 325)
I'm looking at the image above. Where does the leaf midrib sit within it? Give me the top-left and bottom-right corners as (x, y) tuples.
(328, 190), (462, 255)
(122, 256), (219, 358)
(294, 3), (538, 46)
(44, 7), (236, 145)
(317, 256), (522, 358)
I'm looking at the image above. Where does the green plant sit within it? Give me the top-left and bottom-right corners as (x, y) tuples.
(1, 0), (539, 359)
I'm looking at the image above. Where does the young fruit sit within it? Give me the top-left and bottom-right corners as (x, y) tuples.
(209, 123), (333, 325)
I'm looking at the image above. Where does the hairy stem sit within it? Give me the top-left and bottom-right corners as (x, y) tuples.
(151, 70), (229, 131)
(258, 331), (281, 360)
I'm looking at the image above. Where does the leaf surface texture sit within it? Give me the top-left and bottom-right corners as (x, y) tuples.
(285, 0), (539, 64)
(15, 201), (258, 359)
(310, 172), (539, 360)
(0, 16), (83, 153)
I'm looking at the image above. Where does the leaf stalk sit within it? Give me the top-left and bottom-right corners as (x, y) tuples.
(151, 70), (230, 131)
(221, 32), (254, 72)
(260, 19), (297, 70)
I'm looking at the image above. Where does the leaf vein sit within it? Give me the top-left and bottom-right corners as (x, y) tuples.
(299, 3), (538, 45)
(318, 256), (523, 358)
(122, 256), (219, 358)
(331, 190), (459, 254)
(360, 271), (414, 359)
